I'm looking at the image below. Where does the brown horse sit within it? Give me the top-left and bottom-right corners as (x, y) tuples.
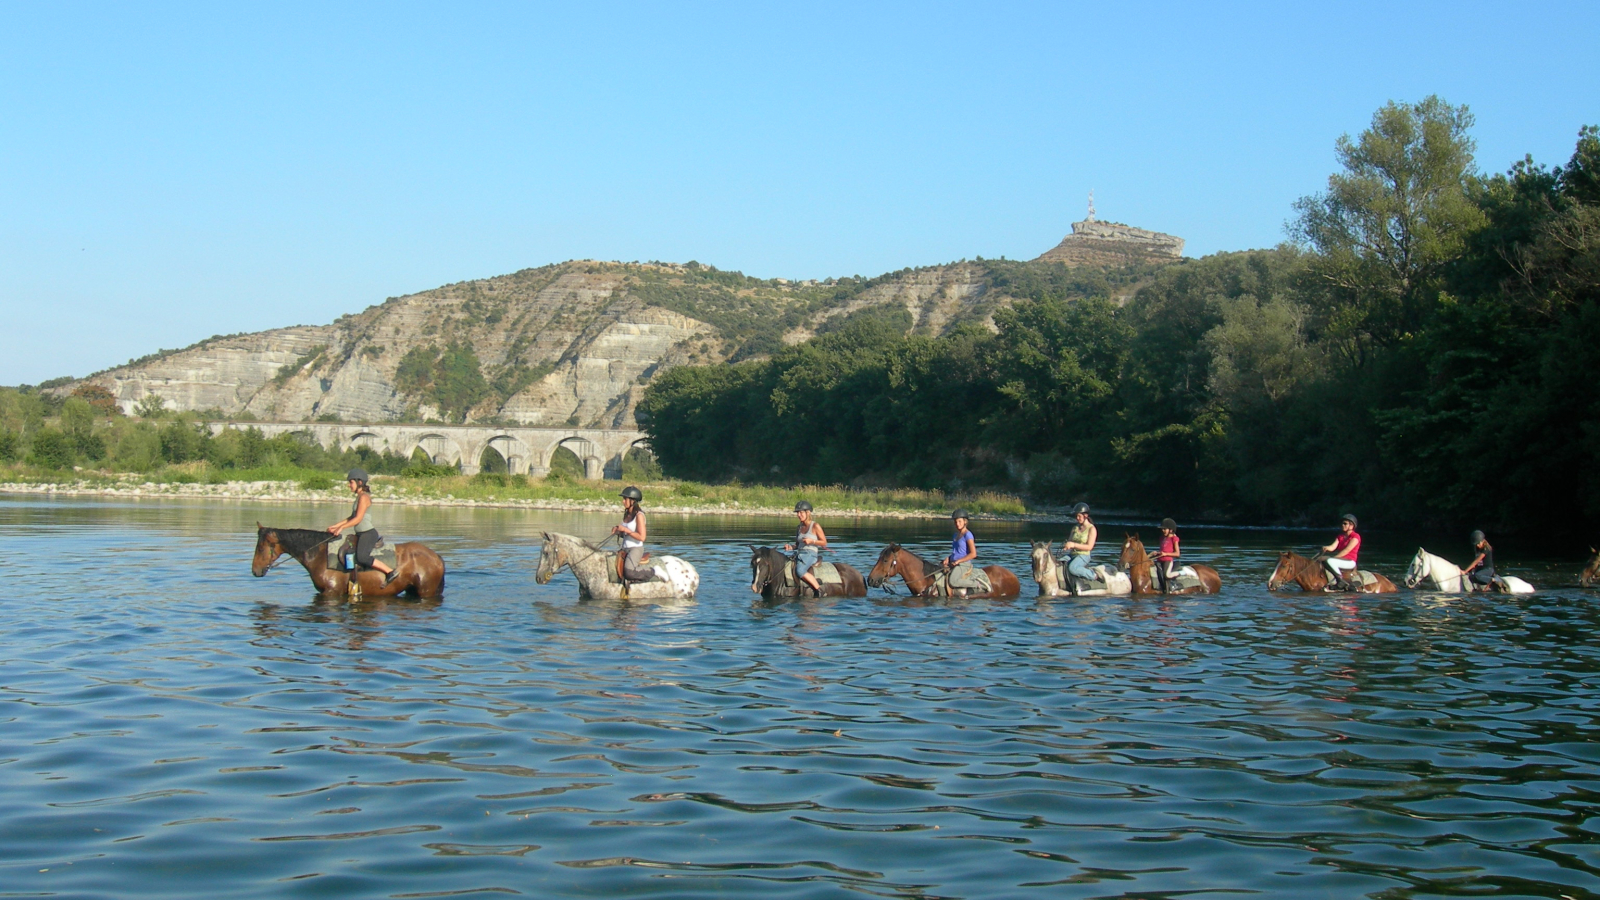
(252, 525), (446, 599)
(748, 547), (867, 599)
(1118, 535), (1222, 595)
(865, 544), (1021, 599)
(1266, 550), (1396, 593)
(1582, 548), (1600, 587)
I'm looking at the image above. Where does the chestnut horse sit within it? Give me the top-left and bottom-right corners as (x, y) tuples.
(252, 525), (446, 599)
(1582, 548), (1600, 588)
(1266, 550), (1396, 593)
(865, 544), (1021, 599)
(748, 547), (867, 599)
(1118, 535), (1221, 595)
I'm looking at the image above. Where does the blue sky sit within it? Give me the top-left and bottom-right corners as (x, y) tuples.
(2, 1), (1597, 384)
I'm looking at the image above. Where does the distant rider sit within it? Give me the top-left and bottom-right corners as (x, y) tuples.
(1061, 503), (1098, 594)
(1462, 530), (1498, 591)
(1152, 517), (1181, 593)
(613, 486), (654, 583)
(943, 509), (979, 594)
(327, 468), (396, 585)
(1321, 513), (1361, 591)
(785, 500), (829, 596)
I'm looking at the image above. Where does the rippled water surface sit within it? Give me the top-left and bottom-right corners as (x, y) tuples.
(5, 497), (1600, 899)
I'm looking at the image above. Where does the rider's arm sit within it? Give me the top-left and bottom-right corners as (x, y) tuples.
(808, 523), (827, 549)
(1464, 551), (1485, 572)
(329, 494), (370, 533)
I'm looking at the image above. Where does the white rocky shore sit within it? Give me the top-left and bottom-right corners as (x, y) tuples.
(0, 480), (1048, 521)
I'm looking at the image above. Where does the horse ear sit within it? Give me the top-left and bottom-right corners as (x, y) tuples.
(542, 531), (551, 540)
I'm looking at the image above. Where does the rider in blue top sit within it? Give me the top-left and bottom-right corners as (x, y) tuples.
(942, 509), (980, 592)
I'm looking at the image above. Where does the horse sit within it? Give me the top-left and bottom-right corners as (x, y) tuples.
(1266, 550), (1397, 593)
(535, 531), (698, 601)
(748, 546), (867, 599)
(1582, 548), (1600, 588)
(1118, 535), (1221, 595)
(252, 525), (445, 599)
(1028, 541), (1131, 597)
(1404, 547), (1535, 593)
(866, 543), (1021, 599)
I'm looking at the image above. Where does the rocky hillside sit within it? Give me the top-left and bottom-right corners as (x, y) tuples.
(74, 256), (1171, 427)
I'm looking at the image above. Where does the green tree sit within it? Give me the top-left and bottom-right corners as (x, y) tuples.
(1292, 95), (1486, 359)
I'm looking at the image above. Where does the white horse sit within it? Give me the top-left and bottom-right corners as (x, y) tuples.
(1029, 541), (1132, 597)
(535, 531), (699, 601)
(1403, 547), (1534, 594)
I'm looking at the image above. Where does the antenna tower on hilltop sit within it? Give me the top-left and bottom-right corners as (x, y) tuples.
(1086, 190), (1096, 222)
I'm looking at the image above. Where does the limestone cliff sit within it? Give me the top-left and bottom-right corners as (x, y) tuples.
(75, 250), (1177, 427)
(1036, 204), (1185, 268)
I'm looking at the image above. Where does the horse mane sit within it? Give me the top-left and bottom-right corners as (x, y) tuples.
(267, 527), (335, 558)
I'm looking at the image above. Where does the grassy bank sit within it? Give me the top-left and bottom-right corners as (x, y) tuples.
(0, 463), (1029, 518)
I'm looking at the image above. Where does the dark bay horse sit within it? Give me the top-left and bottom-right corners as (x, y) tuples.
(1583, 548), (1600, 587)
(252, 526), (446, 599)
(865, 544), (1021, 599)
(748, 547), (867, 599)
(1119, 535), (1221, 595)
(1266, 550), (1396, 594)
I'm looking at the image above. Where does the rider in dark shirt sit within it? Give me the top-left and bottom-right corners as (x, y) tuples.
(1463, 530), (1497, 591)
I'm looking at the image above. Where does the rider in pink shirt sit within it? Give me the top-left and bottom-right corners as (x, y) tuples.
(1321, 513), (1361, 591)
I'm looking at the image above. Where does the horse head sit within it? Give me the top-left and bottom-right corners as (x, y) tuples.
(1119, 533), (1145, 571)
(1029, 541), (1054, 581)
(535, 531), (563, 585)
(252, 525), (282, 577)
(1404, 548), (1428, 588)
(866, 544), (903, 588)
(1582, 548), (1600, 588)
(1266, 551), (1298, 590)
(749, 545), (777, 593)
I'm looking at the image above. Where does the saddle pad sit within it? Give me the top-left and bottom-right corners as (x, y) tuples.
(941, 564), (992, 594)
(329, 537), (397, 571)
(1352, 569), (1380, 587)
(782, 559), (843, 586)
(1150, 564), (1202, 591)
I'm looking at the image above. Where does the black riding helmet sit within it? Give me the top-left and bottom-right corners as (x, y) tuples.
(951, 508), (970, 521)
(346, 468), (369, 484)
(1470, 529), (1486, 544)
(794, 500), (813, 512)
(620, 485), (643, 502)
(1341, 513), (1358, 528)
(1160, 517), (1177, 530)
(1072, 503), (1090, 516)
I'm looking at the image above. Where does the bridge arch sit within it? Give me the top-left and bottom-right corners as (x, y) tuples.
(463, 433), (533, 476)
(542, 434), (605, 481)
(412, 433), (464, 469)
(346, 431), (385, 453)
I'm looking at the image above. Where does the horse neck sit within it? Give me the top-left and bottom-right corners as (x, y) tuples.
(1294, 554), (1324, 587)
(295, 542), (337, 591)
(562, 537), (613, 585)
(759, 550), (789, 594)
(897, 551), (934, 590)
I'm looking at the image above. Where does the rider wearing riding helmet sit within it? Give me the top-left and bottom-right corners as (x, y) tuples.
(1152, 517), (1181, 593)
(785, 500), (828, 596)
(944, 509), (981, 592)
(327, 468), (396, 584)
(1061, 503), (1098, 593)
(1321, 513), (1361, 591)
(613, 486), (654, 583)
(1462, 530), (1498, 591)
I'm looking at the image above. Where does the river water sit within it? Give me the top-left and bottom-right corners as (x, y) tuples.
(3, 496), (1600, 899)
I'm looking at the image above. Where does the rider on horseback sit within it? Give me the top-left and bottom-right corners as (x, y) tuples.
(942, 509), (981, 594)
(328, 468), (397, 585)
(1152, 517), (1181, 593)
(613, 486), (655, 584)
(1321, 513), (1361, 591)
(785, 500), (829, 597)
(1462, 530), (1498, 591)
(1061, 503), (1098, 595)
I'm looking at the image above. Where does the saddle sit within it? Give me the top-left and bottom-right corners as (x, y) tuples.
(329, 536), (397, 572)
(1150, 564), (1204, 592)
(781, 558), (843, 587)
(1067, 563), (1119, 592)
(932, 564), (992, 596)
(611, 550), (661, 585)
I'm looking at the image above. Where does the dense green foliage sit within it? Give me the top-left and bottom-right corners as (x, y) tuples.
(643, 100), (1600, 532)
(393, 342), (492, 422)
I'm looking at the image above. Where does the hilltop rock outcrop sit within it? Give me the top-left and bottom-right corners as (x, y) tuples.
(1036, 198), (1184, 267)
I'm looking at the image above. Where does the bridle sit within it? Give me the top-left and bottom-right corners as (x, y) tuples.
(541, 533), (619, 577)
(260, 532), (336, 573)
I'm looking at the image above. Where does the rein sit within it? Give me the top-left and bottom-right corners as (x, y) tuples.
(265, 532), (338, 572)
(547, 533), (620, 573)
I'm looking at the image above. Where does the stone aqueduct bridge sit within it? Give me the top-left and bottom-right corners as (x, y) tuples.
(205, 422), (649, 479)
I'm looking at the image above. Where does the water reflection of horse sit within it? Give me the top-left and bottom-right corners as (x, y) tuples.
(252, 525), (446, 598)
(1582, 549), (1600, 587)
(535, 531), (699, 601)
(748, 547), (867, 599)
(1266, 551), (1396, 593)
(1118, 535), (1221, 595)
(1404, 548), (1536, 593)
(866, 544), (1021, 599)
